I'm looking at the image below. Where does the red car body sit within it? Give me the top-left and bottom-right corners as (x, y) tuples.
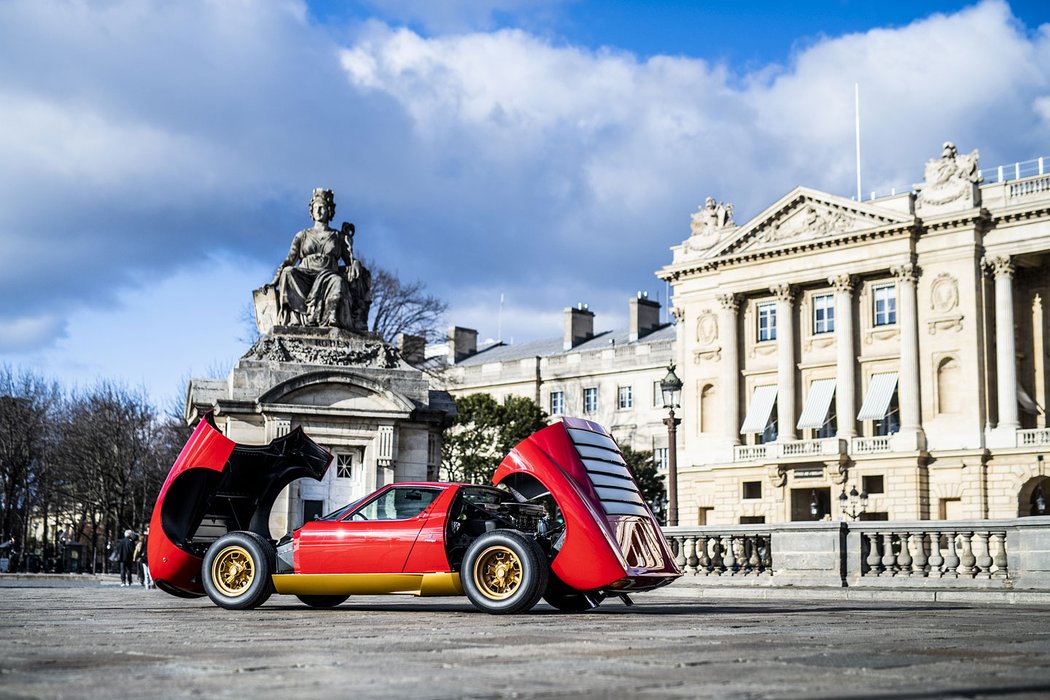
(149, 414), (680, 611)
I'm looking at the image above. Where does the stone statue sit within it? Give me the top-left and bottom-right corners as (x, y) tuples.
(917, 142), (981, 208)
(686, 196), (736, 253)
(265, 188), (371, 333)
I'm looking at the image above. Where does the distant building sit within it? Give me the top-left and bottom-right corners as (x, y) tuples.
(659, 144), (1050, 524)
(436, 295), (676, 463)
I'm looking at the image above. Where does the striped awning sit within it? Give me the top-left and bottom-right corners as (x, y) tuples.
(1018, 383), (1042, 415)
(740, 385), (778, 434)
(797, 378), (836, 430)
(857, 372), (898, 421)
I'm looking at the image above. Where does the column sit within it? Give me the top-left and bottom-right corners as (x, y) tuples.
(771, 283), (796, 441)
(984, 255), (1019, 430)
(891, 264), (923, 441)
(829, 274), (856, 439)
(717, 293), (740, 446)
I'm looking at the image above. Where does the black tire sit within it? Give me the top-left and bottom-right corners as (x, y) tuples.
(297, 594), (349, 608)
(543, 572), (599, 612)
(202, 531), (275, 610)
(462, 530), (548, 614)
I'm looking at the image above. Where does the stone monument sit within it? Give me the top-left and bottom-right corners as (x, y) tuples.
(187, 188), (454, 536)
(915, 141), (981, 214)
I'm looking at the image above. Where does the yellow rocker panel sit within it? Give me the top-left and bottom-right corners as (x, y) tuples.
(271, 572), (463, 597)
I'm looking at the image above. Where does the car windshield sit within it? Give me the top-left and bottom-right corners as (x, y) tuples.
(317, 496), (367, 522)
(346, 486), (442, 521)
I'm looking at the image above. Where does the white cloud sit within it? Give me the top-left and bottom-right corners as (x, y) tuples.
(0, 314), (66, 353)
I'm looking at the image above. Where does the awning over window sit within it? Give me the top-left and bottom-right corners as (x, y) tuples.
(740, 385), (778, 434)
(857, 372), (898, 421)
(797, 378), (836, 430)
(1018, 383), (1042, 416)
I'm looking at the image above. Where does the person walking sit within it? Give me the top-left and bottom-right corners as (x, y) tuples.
(115, 530), (136, 587)
(134, 529), (152, 588)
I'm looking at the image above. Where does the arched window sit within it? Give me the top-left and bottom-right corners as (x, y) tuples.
(700, 383), (717, 434)
(936, 356), (961, 414)
(1019, 476), (1050, 517)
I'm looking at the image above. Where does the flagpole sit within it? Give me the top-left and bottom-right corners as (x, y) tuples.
(855, 82), (862, 201)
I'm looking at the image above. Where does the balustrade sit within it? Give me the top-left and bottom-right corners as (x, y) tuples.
(664, 529), (773, 577)
(856, 526), (1009, 579)
(1018, 428), (1050, 447)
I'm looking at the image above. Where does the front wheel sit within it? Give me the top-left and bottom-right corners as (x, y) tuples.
(202, 531), (275, 610)
(297, 594), (349, 608)
(462, 530), (548, 614)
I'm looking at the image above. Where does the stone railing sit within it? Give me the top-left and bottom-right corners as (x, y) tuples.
(1008, 174), (1050, 199)
(664, 517), (1050, 591)
(733, 438), (845, 462)
(733, 445), (769, 462)
(1018, 428), (1050, 447)
(851, 436), (892, 454)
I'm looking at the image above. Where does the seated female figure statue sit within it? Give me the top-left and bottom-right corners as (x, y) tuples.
(270, 188), (356, 329)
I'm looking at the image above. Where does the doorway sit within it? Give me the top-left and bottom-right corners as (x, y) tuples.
(791, 487), (831, 521)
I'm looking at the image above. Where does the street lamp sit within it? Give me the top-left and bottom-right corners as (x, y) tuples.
(660, 363), (683, 527)
(839, 485), (869, 520)
(1036, 486), (1047, 515)
(809, 490), (819, 518)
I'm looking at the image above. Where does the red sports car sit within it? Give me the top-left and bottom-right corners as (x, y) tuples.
(148, 414), (680, 614)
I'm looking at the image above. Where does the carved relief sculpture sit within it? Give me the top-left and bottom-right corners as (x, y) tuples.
(686, 196), (736, 253)
(927, 273), (963, 334)
(696, 310), (719, 346)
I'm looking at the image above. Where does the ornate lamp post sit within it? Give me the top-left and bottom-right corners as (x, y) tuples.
(1035, 486), (1047, 515)
(839, 485), (869, 520)
(660, 363), (683, 527)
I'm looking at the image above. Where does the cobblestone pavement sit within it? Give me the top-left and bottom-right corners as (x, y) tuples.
(1, 580), (1049, 699)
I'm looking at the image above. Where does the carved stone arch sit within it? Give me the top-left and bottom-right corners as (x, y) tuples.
(1017, 475), (1050, 517)
(258, 370), (415, 414)
(935, 355), (961, 414)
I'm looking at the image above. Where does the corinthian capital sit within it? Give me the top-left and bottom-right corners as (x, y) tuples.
(890, 263), (919, 285)
(828, 274), (854, 294)
(980, 255), (1013, 278)
(770, 282), (794, 302)
(717, 293), (739, 311)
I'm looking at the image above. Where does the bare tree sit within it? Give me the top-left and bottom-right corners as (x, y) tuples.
(367, 263), (448, 344)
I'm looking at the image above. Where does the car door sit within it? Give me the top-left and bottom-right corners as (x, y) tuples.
(297, 485), (445, 574)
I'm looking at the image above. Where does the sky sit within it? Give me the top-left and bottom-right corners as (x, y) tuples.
(2, 0), (1050, 408)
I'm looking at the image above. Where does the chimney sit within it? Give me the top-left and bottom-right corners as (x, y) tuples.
(447, 326), (478, 363)
(563, 303), (594, 350)
(629, 291), (661, 342)
(397, 333), (425, 366)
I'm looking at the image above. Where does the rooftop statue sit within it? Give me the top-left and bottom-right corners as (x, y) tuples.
(916, 142), (980, 208)
(258, 188), (372, 334)
(685, 196), (735, 253)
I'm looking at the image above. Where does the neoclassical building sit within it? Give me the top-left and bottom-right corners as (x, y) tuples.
(659, 145), (1050, 525)
(438, 295), (676, 464)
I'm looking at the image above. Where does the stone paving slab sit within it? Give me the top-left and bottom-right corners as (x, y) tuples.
(1, 580), (1049, 699)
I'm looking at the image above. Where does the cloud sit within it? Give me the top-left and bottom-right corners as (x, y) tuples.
(0, 314), (66, 353)
(1, 0), (1048, 380)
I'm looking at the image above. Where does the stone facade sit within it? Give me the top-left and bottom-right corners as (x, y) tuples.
(659, 146), (1050, 525)
(437, 295), (676, 461)
(186, 326), (453, 537)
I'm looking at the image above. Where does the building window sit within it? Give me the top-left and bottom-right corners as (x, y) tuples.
(873, 390), (900, 436)
(427, 434), (440, 468)
(583, 387), (598, 414)
(654, 447), (668, 472)
(759, 406), (778, 444)
(303, 499), (325, 523)
(740, 515), (766, 524)
(873, 284), (897, 326)
(617, 385), (633, 410)
(742, 481), (762, 500)
(550, 391), (565, 415)
(816, 406), (836, 439)
(335, 452), (354, 479)
(813, 293), (835, 334)
(757, 301), (777, 341)
(653, 380), (662, 407)
(862, 475), (885, 495)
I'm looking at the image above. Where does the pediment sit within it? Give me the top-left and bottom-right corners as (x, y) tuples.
(700, 188), (913, 260)
(258, 370), (414, 414)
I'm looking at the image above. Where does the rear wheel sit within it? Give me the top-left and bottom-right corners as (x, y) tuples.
(202, 531), (275, 610)
(463, 530), (547, 614)
(296, 594), (349, 608)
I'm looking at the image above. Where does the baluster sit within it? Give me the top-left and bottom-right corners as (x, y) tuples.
(865, 532), (882, 576)
(927, 532), (944, 577)
(759, 535), (773, 575)
(709, 536), (724, 576)
(897, 532), (913, 577)
(974, 532), (992, 579)
(991, 532), (1009, 579)
(958, 532), (977, 578)
(910, 531), (928, 576)
(879, 532), (897, 577)
(733, 536), (747, 575)
(943, 532), (960, 578)
(723, 535), (737, 575)
(673, 535), (686, 571)
(748, 536), (761, 575)
(697, 535), (712, 576)
(684, 536), (699, 575)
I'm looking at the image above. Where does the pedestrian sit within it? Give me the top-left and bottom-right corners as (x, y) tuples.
(115, 530), (136, 587)
(134, 529), (152, 588)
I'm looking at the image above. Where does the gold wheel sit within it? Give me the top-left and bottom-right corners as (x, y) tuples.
(211, 545), (255, 597)
(472, 545), (523, 601)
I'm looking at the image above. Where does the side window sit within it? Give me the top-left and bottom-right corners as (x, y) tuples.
(757, 302), (777, 341)
(352, 487), (440, 521)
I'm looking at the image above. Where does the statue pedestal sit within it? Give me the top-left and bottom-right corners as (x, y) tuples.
(241, 327), (398, 369)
